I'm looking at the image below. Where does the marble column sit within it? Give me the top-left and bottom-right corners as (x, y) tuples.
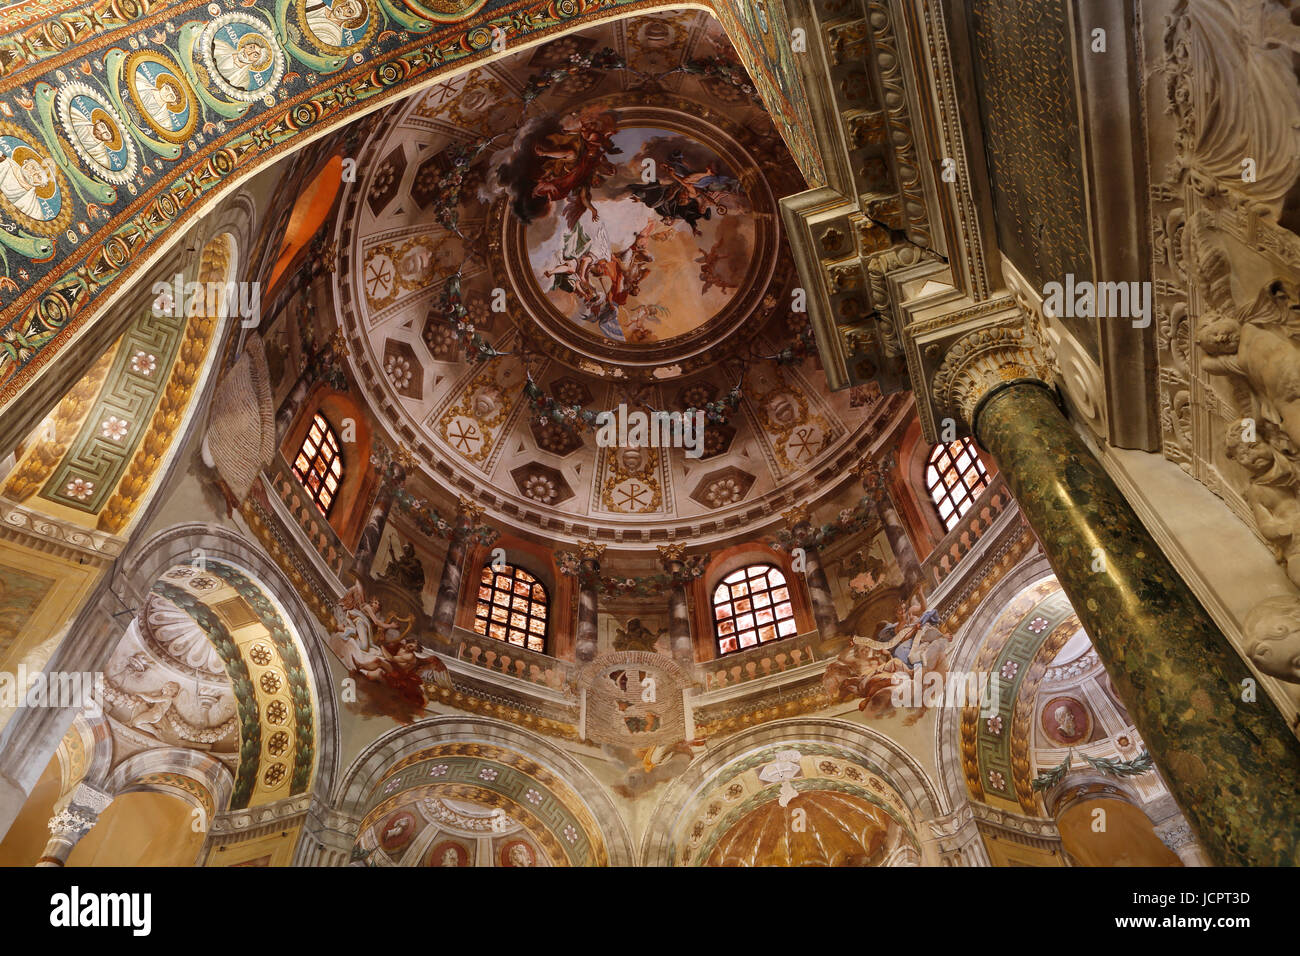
(782, 506), (840, 643)
(657, 544), (695, 667)
(934, 324), (1300, 866)
(575, 542), (605, 664)
(853, 458), (923, 598)
(36, 784), (112, 866)
(431, 496), (483, 642)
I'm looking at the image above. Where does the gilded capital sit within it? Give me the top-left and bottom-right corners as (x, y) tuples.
(781, 504), (811, 530)
(931, 323), (1053, 430)
(456, 495), (485, 522)
(656, 543), (686, 565)
(577, 540), (607, 561)
(851, 456), (894, 495)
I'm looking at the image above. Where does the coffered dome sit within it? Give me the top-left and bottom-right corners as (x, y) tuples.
(333, 10), (894, 544)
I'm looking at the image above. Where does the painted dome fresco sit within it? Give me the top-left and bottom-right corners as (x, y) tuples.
(334, 10), (892, 543)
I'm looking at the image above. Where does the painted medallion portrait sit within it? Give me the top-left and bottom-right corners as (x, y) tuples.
(1041, 695), (1092, 746)
(506, 109), (756, 347)
(297, 0), (376, 53)
(58, 83), (138, 186)
(0, 126), (68, 235)
(201, 13), (286, 102)
(426, 841), (469, 867)
(377, 810), (418, 853)
(124, 52), (198, 144)
(499, 839), (537, 867)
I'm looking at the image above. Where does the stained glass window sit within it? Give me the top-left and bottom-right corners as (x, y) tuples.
(925, 437), (989, 532)
(473, 563), (548, 653)
(291, 413), (343, 517)
(712, 564), (796, 655)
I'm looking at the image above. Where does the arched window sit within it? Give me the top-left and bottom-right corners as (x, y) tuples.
(291, 412), (343, 517)
(474, 563), (548, 653)
(925, 438), (988, 532)
(712, 564), (796, 655)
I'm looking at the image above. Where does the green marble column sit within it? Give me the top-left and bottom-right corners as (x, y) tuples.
(975, 380), (1300, 866)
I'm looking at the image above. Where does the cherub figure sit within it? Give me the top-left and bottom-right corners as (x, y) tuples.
(1225, 418), (1300, 586)
(1244, 596), (1300, 686)
(131, 681), (181, 738)
(1196, 248), (1300, 452)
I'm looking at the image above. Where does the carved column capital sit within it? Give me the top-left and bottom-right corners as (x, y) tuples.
(455, 495), (484, 523)
(655, 543), (686, 571)
(851, 456), (895, 497)
(47, 806), (97, 840)
(1154, 817), (1194, 851)
(931, 323), (1054, 430)
(780, 505), (811, 532)
(576, 541), (606, 564)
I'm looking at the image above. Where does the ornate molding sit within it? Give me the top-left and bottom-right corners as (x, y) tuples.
(0, 498), (123, 562)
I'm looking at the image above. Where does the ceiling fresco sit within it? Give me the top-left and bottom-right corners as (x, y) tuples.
(519, 120), (759, 347)
(332, 10), (886, 541)
(0, 0), (823, 417)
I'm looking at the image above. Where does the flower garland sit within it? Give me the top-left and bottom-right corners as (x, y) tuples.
(524, 376), (744, 432)
(667, 56), (764, 103)
(557, 550), (709, 597)
(370, 441), (500, 545)
(521, 48), (630, 107)
(431, 272), (510, 363)
(771, 495), (882, 552)
(428, 138), (498, 237)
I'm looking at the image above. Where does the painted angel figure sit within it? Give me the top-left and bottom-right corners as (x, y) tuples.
(328, 584), (403, 680)
(625, 150), (740, 235)
(532, 107), (621, 229)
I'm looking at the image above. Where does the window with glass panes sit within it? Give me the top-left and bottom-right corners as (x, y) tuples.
(925, 438), (989, 532)
(712, 564), (797, 655)
(291, 413), (343, 517)
(473, 564), (548, 653)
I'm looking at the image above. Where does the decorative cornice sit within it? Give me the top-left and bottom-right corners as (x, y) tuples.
(931, 323), (1054, 429)
(0, 498), (123, 562)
